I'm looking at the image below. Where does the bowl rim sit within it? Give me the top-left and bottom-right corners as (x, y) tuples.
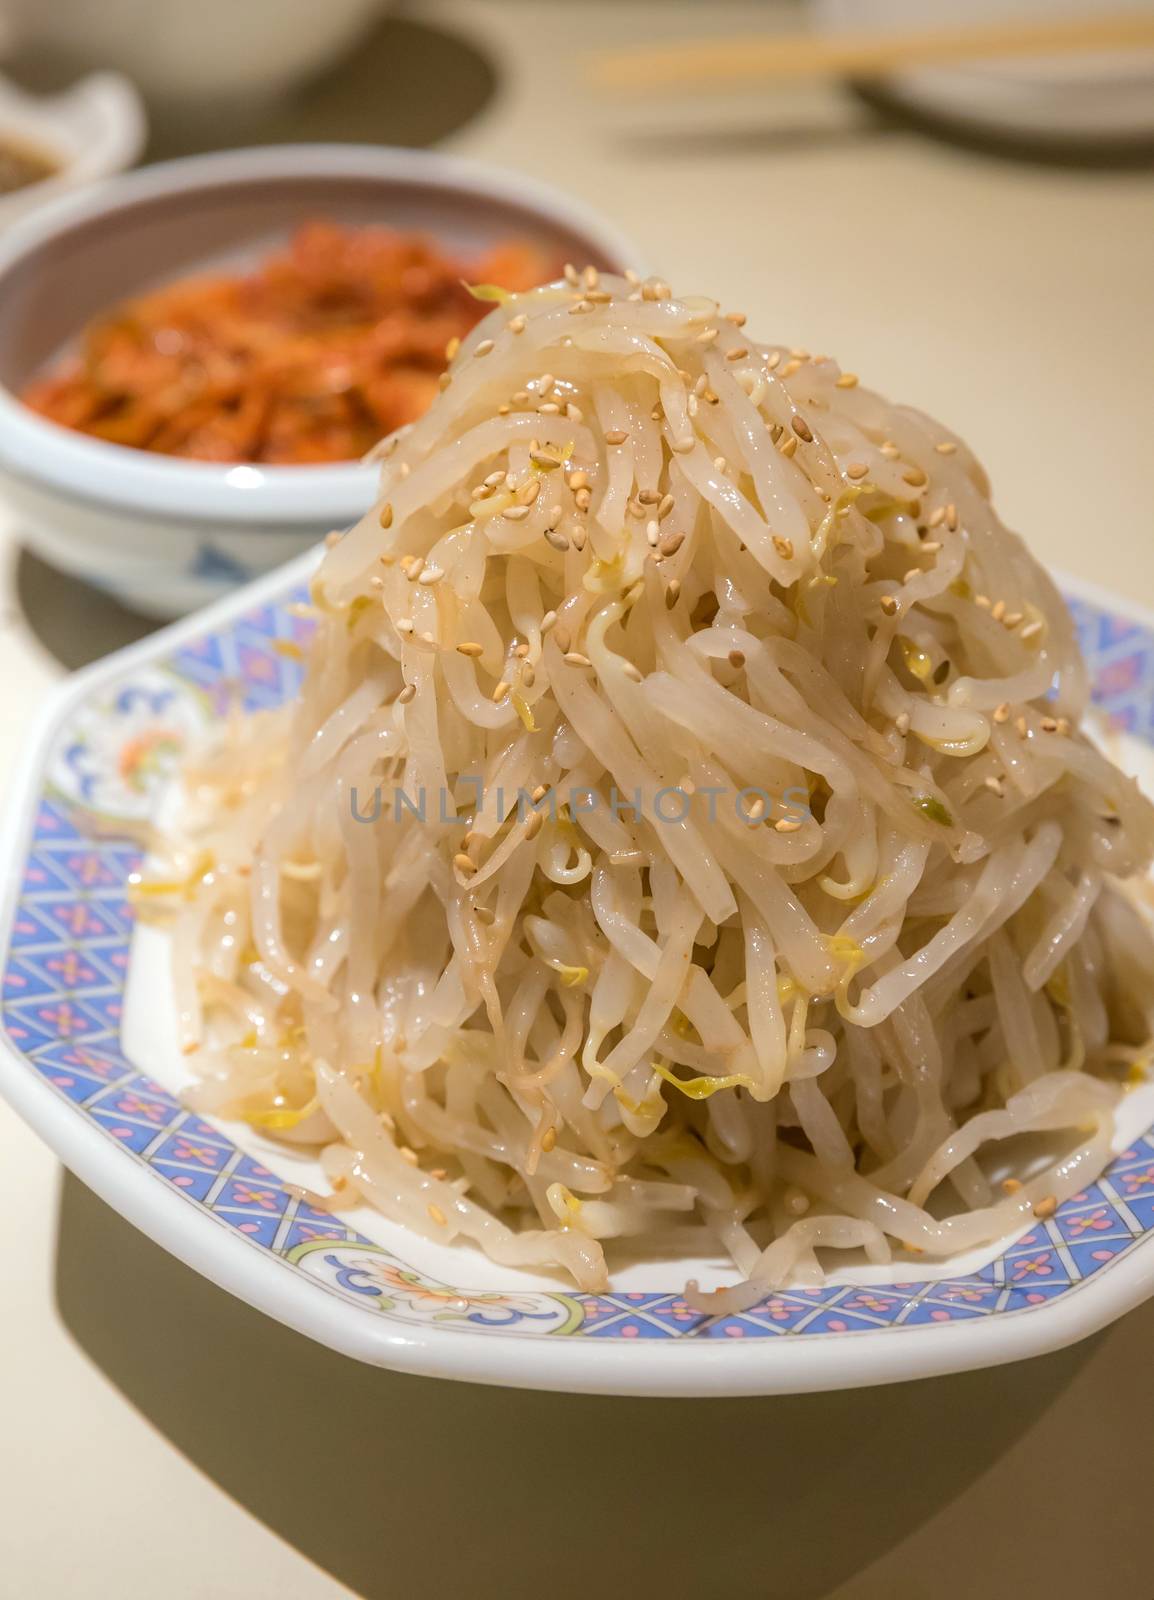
(0, 143), (641, 526)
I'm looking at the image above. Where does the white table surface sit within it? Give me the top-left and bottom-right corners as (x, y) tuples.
(2, 4), (1154, 1596)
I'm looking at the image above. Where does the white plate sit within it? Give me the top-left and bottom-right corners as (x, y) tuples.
(6, 555), (1154, 1395)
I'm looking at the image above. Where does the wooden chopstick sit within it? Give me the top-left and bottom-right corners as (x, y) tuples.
(590, 10), (1154, 92)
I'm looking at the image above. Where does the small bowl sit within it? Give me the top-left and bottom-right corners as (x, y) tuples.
(0, 145), (639, 619)
(0, 71), (146, 232)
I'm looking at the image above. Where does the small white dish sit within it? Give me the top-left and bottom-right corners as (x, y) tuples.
(5, 558), (1154, 1395)
(813, 0), (1154, 145)
(0, 71), (146, 230)
(0, 145), (638, 619)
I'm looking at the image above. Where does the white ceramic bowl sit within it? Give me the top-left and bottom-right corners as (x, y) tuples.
(0, 145), (639, 618)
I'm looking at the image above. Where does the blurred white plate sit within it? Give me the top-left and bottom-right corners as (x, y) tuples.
(814, 0), (1154, 143)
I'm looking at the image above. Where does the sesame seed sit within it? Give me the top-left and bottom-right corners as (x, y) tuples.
(622, 661), (643, 683)
(1003, 611), (1023, 628)
(902, 467), (928, 487)
(553, 625), (572, 653)
(541, 1126), (558, 1153)
(658, 493), (675, 520)
(475, 905), (496, 926)
(766, 351), (782, 371)
(835, 372), (859, 389)
(779, 435), (798, 459)
(895, 711), (910, 734)
(566, 403), (584, 423)
(1033, 1195), (1058, 1220)
(920, 540), (943, 554)
(1040, 716), (1059, 733)
(993, 702), (1010, 723)
(903, 568), (921, 585)
(399, 1145), (418, 1165)
(1019, 620), (1043, 642)
(975, 594), (991, 609)
(505, 505), (532, 522)
(1002, 1177), (1023, 1194)
(418, 566), (444, 585)
(725, 346), (749, 363)
(457, 641), (483, 657)
(563, 263), (580, 286)
(583, 265), (600, 289)
(774, 817), (802, 833)
(928, 507), (947, 529)
(880, 595), (899, 615)
(427, 1203), (448, 1226)
(524, 809), (545, 841)
(324, 532), (341, 548)
(541, 610), (558, 635)
(780, 358), (802, 378)
(569, 300), (594, 315)
(396, 683), (416, 704)
(724, 310), (747, 326)
(713, 456), (727, 473)
(946, 503), (959, 532)
(563, 651), (592, 667)
(605, 429), (628, 446)
(1015, 716), (1029, 737)
(538, 401), (561, 415)
(508, 314), (527, 334)
(518, 478), (542, 505)
(695, 327), (719, 346)
(379, 502), (394, 528)
(984, 775), (1005, 796)
(935, 441), (957, 454)
(845, 461), (869, 480)
(544, 528), (570, 553)
(568, 469), (590, 491)
(396, 617), (414, 633)
(991, 600), (1007, 622)
(575, 487), (592, 511)
(474, 339), (494, 358)
(791, 415), (814, 443)
(646, 520), (660, 547)
(419, 631), (436, 647)
(624, 267), (640, 284)
(670, 436), (695, 454)
(665, 579), (681, 609)
(586, 288), (613, 303)
(728, 649), (746, 669)
(658, 530), (685, 557)
(490, 679), (510, 703)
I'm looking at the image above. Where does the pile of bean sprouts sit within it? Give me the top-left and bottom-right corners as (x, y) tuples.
(144, 270), (1154, 1312)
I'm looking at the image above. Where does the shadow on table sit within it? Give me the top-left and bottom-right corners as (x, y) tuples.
(54, 1170), (1102, 1600)
(15, 550), (160, 672)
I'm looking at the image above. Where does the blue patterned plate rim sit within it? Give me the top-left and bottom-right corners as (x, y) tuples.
(5, 552), (1154, 1395)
